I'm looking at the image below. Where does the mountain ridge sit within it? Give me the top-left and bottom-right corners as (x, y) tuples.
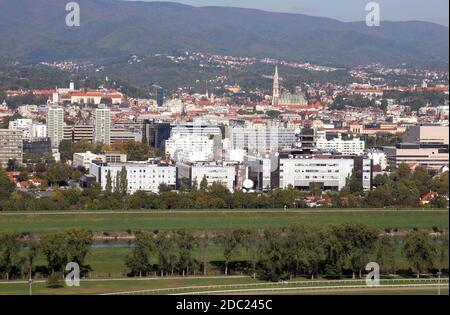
(0, 0), (448, 67)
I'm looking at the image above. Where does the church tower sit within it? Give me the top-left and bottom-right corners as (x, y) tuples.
(272, 65), (280, 106)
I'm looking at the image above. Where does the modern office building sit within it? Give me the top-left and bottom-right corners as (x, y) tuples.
(171, 122), (223, 159)
(278, 154), (372, 191)
(154, 85), (164, 107)
(142, 120), (172, 149)
(110, 128), (141, 144)
(89, 159), (176, 194)
(73, 151), (103, 169)
(177, 162), (237, 192)
(46, 106), (64, 148)
(103, 152), (127, 164)
(243, 154), (279, 191)
(228, 124), (296, 154)
(73, 151), (127, 169)
(384, 125), (449, 171)
(94, 105), (111, 145)
(171, 122), (222, 139)
(0, 129), (23, 168)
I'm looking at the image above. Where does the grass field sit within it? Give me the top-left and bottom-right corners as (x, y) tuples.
(0, 209), (447, 295)
(0, 209), (447, 235)
(0, 277), (447, 295)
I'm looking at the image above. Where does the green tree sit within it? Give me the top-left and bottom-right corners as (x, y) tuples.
(240, 230), (261, 279)
(285, 226), (324, 280)
(119, 166), (128, 195)
(191, 178), (199, 192)
(220, 230), (242, 276)
(40, 233), (69, 273)
(46, 163), (71, 186)
(403, 230), (437, 278)
(0, 233), (23, 280)
(431, 172), (449, 195)
(411, 167), (431, 196)
(258, 228), (288, 281)
(125, 231), (154, 277)
(376, 235), (396, 274)
(0, 166), (15, 201)
(105, 170), (113, 195)
(345, 170), (363, 195)
(342, 224), (378, 279)
(65, 229), (93, 273)
(58, 140), (74, 162)
(158, 183), (171, 193)
(200, 175), (208, 192)
(430, 196), (448, 209)
(309, 182), (322, 197)
(154, 231), (177, 276)
(176, 231), (196, 276)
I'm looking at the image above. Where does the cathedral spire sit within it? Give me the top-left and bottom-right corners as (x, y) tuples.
(272, 65), (280, 106)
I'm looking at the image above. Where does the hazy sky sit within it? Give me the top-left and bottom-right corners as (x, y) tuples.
(127, 0), (449, 26)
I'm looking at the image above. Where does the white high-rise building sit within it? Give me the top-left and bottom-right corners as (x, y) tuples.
(94, 106), (111, 145)
(46, 106), (64, 148)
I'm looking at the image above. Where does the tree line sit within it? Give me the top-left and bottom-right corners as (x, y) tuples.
(1, 225), (447, 283)
(0, 229), (92, 283)
(1, 162), (448, 211)
(125, 225), (448, 281)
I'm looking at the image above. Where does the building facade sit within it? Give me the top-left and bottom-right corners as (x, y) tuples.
(0, 129), (23, 167)
(142, 120), (172, 149)
(384, 125), (449, 171)
(94, 106), (111, 145)
(229, 125), (296, 154)
(9, 119), (47, 139)
(316, 131), (365, 155)
(46, 106), (64, 148)
(90, 160), (176, 194)
(177, 162), (237, 192)
(166, 133), (214, 163)
(278, 154), (372, 191)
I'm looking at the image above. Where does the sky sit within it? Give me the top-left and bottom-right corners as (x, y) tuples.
(126, 0), (449, 26)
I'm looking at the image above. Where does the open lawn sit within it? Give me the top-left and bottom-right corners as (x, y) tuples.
(0, 277), (447, 295)
(0, 209), (447, 235)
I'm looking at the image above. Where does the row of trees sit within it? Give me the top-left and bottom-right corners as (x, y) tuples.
(0, 229), (93, 281)
(1, 163), (447, 212)
(125, 224), (447, 281)
(0, 225), (447, 282)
